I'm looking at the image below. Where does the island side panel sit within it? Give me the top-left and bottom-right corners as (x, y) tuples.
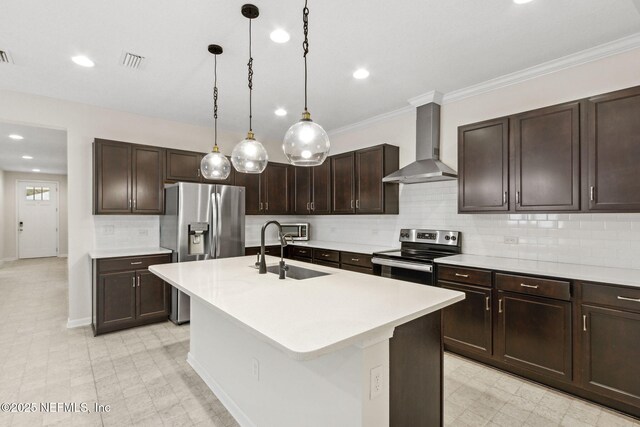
(187, 297), (391, 427)
(390, 311), (443, 427)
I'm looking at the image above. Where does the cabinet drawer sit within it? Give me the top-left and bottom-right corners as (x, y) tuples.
(313, 259), (340, 268)
(341, 264), (373, 275)
(341, 252), (372, 269)
(313, 248), (340, 263)
(438, 265), (492, 287)
(582, 283), (640, 313)
(97, 254), (171, 273)
(290, 246), (312, 259)
(496, 273), (571, 301)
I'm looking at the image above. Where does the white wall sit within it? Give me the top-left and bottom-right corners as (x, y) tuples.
(0, 170), (4, 266)
(2, 171), (68, 259)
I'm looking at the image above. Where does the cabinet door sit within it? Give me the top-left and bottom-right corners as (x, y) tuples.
(137, 270), (169, 320)
(132, 145), (164, 214)
(263, 163), (292, 214)
(496, 291), (572, 381)
(355, 146), (385, 214)
(166, 149), (202, 182)
(587, 86), (640, 211)
(458, 119), (509, 212)
(98, 271), (136, 330)
(331, 152), (356, 214)
(580, 305), (640, 407)
(441, 282), (492, 357)
(94, 140), (132, 214)
(513, 102), (581, 211)
(235, 172), (262, 215)
(311, 160), (332, 214)
(201, 155), (235, 185)
(293, 167), (312, 214)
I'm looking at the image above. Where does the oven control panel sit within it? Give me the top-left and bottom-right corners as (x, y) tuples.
(399, 229), (460, 246)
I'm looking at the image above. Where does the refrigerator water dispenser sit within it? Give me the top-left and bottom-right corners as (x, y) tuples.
(188, 222), (209, 255)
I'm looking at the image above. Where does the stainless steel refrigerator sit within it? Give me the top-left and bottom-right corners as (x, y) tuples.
(160, 182), (245, 324)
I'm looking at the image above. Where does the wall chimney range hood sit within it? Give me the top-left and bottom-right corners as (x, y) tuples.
(382, 101), (457, 184)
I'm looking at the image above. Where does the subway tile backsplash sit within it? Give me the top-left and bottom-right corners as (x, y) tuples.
(93, 216), (160, 250)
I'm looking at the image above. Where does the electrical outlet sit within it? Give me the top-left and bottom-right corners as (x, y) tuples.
(103, 225), (115, 236)
(370, 365), (383, 400)
(504, 236), (519, 245)
(251, 358), (260, 381)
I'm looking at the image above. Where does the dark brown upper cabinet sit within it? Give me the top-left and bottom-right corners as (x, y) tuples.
(94, 139), (164, 215)
(235, 163), (292, 215)
(587, 86), (640, 212)
(331, 145), (399, 215)
(165, 149), (202, 182)
(458, 118), (510, 212)
(355, 145), (399, 214)
(294, 161), (332, 215)
(512, 101), (581, 211)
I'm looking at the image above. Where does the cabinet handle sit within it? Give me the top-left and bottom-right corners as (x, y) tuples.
(520, 283), (539, 289)
(503, 192), (507, 205)
(351, 200), (354, 209)
(582, 314), (587, 332)
(299, 250), (307, 254)
(130, 261), (143, 265)
(265, 202), (269, 211)
(455, 273), (469, 278)
(617, 296), (640, 303)
(307, 202), (310, 211)
(133, 199), (136, 209)
(356, 200), (360, 209)
(137, 276), (140, 287)
(485, 296), (490, 311)
(260, 202), (264, 211)
(131, 277), (135, 288)
(129, 199), (132, 209)
(590, 186), (595, 201)
(351, 258), (360, 262)
(197, 169), (200, 177)
(311, 202), (314, 211)
(516, 191), (520, 204)
(322, 254), (330, 257)
(498, 299), (503, 313)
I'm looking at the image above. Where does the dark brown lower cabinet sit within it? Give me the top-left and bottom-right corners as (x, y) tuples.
(313, 259), (339, 268)
(580, 304), (640, 408)
(93, 254), (171, 335)
(441, 281), (492, 357)
(496, 291), (572, 382)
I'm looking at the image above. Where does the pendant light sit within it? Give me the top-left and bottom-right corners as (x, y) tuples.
(282, 0), (330, 166)
(231, 4), (269, 174)
(201, 44), (231, 180)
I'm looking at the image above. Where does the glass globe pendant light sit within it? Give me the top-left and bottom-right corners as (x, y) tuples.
(282, 0), (330, 166)
(231, 4), (269, 174)
(200, 44), (231, 180)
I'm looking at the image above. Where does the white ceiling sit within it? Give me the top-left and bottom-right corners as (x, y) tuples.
(0, 0), (639, 144)
(0, 123), (67, 175)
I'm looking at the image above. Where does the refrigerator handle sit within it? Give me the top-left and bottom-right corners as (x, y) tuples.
(216, 193), (222, 257)
(210, 195), (218, 258)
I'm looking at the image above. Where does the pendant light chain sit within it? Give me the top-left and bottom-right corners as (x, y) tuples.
(303, 0), (309, 112)
(248, 18), (254, 132)
(213, 54), (219, 148)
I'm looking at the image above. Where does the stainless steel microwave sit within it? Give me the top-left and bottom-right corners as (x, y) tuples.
(280, 223), (309, 241)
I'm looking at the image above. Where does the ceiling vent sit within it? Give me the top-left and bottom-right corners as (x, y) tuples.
(0, 50), (13, 64)
(121, 52), (145, 69)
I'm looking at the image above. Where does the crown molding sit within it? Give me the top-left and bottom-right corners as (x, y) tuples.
(442, 32), (640, 104)
(327, 33), (640, 136)
(328, 105), (413, 137)
(408, 90), (444, 107)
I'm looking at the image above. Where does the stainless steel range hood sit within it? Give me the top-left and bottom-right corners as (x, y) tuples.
(382, 102), (457, 184)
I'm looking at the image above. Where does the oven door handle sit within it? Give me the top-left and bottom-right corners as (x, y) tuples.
(371, 257), (433, 273)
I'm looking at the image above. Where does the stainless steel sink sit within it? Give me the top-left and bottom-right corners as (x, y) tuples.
(264, 264), (331, 280)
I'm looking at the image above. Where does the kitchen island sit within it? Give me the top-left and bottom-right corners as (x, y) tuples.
(150, 256), (464, 427)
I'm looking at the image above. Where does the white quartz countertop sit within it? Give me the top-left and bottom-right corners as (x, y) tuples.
(244, 239), (398, 255)
(150, 256), (464, 360)
(436, 254), (640, 289)
(89, 247), (172, 259)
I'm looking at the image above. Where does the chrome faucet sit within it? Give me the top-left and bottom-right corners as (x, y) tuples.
(258, 220), (290, 279)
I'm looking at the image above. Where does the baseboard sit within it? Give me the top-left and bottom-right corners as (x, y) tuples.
(187, 352), (255, 427)
(57, 253), (68, 258)
(66, 317), (92, 329)
(2, 257), (18, 262)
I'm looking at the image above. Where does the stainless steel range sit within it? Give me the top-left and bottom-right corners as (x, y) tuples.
(372, 229), (461, 285)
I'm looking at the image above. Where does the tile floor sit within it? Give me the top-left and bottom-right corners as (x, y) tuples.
(0, 257), (638, 427)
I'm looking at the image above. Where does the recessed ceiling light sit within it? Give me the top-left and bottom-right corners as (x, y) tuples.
(513, 0), (534, 4)
(275, 108), (287, 116)
(270, 29), (290, 44)
(353, 68), (370, 79)
(71, 55), (95, 67)
(22, 155), (33, 159)
(32, 169), (40, 172)
(8, 134), (23, 140)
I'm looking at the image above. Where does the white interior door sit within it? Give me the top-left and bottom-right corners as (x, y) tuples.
(17, 181), (58, 259)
